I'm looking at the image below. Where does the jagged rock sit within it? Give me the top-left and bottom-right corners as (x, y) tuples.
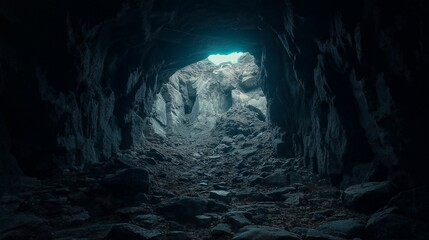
(214, 143), (232, 153)
(285, 192), (305, 205)
(221, 136), (235, 145)
(224, 211), (253, 231)
(239, 75), (258, 90)
(249, 175), (264, 186)
(317, 218), (364, 238)
(213, 183), (228, 190)
(233, 225), (301, 240)
(104, 223), (161, 240)
(210, 190), (233, 204)
(103, 168), (151, 195)
(342, 181), (396, 213)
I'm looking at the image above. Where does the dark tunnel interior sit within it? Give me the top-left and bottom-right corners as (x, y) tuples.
(0, 0), (428, 239)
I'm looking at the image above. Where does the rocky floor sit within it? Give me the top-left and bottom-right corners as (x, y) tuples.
(1, 107), (428, 240)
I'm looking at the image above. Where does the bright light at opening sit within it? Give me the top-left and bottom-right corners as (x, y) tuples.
(208, 52), (244, 65)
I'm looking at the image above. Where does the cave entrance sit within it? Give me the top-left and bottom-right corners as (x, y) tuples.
(147, 52), (270, 156)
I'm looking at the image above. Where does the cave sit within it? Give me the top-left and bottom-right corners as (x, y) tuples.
(0, 0), (428, 239)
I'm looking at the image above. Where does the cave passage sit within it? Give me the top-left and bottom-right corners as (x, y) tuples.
(1, 0), (428, 239)
(147, 52), (268, 142)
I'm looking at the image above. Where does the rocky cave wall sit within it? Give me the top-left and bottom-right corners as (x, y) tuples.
(260, 0), (429, 187)
(0, 0), (428, 191)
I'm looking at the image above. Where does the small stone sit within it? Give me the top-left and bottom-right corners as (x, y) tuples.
(248, 175), (263, 186)
(210, 190), (233, 204)
(213, 184), (227, 190)
(233, 225), (300, 240)
(104, 223), (161, 240)
(211, 223), (232, 236)
(285, 192), (304, 205)
(317, 218), (364, 238)
(224, 211), (252, 231)
(195, 215), (212, 226)
(133, 214), (163, 226)
(221, 137), (234, 145)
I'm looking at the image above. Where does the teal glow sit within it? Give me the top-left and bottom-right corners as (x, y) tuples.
(208, 52), (244, 65)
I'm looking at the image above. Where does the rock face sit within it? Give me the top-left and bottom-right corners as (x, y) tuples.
(0, 0), (427, 195)
(147, 53), (266, 136)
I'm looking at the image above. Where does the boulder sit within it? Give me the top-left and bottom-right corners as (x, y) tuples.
(342, 181), (396, 213)
(239, 75), (259, 90)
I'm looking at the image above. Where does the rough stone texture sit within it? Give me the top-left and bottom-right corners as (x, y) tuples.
(0, 0), (427, 193)
(148, 53), (266, 135)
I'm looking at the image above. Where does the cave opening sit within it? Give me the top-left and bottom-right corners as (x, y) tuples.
(146, 52), (270, 159)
